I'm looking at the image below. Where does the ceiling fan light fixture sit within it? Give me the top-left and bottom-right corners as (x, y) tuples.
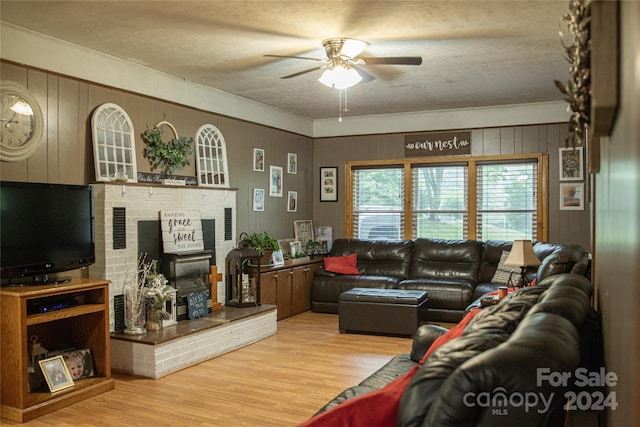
(340, 38), (367, 58)
(318, 65), (362, 89)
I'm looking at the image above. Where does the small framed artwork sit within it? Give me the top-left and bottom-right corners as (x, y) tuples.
(560, 183), (585, 210)
(320, 166), (338, 202)
(559, 147), (583, 181)
(271, 250), (285, 266)
(294, 220), (314, 243)
(270, 165), (283, 197)
(253, 188), (265, 212)
(287, 153), (297, 174)
(289, 241), (302, 257)
(253, 148), (265, 172)
(39, 355), (74, 392)
(287, 191), (298, 212)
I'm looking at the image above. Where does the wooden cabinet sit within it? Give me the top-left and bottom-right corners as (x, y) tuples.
(259, 258), (322, 321)
(1, 278), (114, 423)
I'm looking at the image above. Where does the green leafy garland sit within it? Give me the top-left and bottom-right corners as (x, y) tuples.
(142, 127), (194, 174)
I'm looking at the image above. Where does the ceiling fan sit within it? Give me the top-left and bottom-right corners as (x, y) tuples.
(265, 38), (422, 89)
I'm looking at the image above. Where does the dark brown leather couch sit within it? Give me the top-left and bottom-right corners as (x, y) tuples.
(311, 238), (590, 322)
(310, 273), (603, 427)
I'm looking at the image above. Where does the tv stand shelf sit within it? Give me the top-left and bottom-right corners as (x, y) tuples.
(1, 278), (114, 423)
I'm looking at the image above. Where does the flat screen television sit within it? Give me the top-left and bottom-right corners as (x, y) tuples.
(1, 181), (95, 285)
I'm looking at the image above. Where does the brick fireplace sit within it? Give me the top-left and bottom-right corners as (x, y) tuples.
(89, 183), (237, 331)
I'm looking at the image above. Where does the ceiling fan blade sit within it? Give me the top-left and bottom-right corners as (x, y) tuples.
(264, 54), (325, 62)
(281, 66), (325, 79)
(361, 57), (423, 66)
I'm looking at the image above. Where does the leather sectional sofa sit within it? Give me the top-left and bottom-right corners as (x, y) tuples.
(311, 238), (590, 322)
(302, 273), (601, 426)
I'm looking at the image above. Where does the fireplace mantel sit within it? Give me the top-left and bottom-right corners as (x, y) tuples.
(89, 183), (237, 331)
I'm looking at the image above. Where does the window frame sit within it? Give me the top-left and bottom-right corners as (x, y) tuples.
(345, 153), (548, 241)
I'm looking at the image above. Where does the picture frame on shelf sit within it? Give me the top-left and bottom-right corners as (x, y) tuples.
(289, 241), (302, 257)
(287, 191), (297, 212)
(320, 166), (338, 202)
(287, 153), (297, 174)
(271, 250), (285, 266)
(59, 349), (95, 381)
(560, 183), (585, 210)
(559, 147), (583, 181)
(294, 220), (314, 243)
(270, 165), (283, 197)
(253, 148), (264, 172)
(253, 188), (265, 212)
(39, 355), (74, 392)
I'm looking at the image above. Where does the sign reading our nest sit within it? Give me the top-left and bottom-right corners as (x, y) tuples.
(404, 131), (471, 157)
(160, 210), (204, 254)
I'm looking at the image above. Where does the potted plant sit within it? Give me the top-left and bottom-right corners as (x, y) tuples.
(241, 231), (280, 264)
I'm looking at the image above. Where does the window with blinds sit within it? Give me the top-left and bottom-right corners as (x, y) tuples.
(412, 165), (468, 239)
(346, 154), (545, 241)
(476, 161), (538, 241)
(352, 167), (404, 240)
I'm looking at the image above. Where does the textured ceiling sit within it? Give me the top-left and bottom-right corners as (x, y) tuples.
(0, 1), (570, 120)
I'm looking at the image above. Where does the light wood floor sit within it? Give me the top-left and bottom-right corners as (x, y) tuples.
(5, 311), (434, 427)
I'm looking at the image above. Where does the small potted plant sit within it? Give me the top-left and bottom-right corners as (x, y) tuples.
(241, 231), (280, 265)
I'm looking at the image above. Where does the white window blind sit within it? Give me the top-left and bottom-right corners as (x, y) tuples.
(412, 165), (468, 239)
(476, 161), (538, 241)
(352, 167), (404, 240)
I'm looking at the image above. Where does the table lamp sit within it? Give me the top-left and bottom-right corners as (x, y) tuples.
(504, 240), (541, 288)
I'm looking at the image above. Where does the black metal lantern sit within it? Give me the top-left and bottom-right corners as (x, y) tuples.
(225, 247), (261, 307)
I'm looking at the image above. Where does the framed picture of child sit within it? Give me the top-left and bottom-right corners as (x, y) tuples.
(39, 355), (74, 392)
(61, 349), (96, 381)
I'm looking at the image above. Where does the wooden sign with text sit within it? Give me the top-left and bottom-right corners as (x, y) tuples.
(160, 210), (204, 254)
(404, 131), (471, 157)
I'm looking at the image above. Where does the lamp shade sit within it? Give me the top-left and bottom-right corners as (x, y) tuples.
(504, 240), (541, 267)
(318, 65), (363, 89)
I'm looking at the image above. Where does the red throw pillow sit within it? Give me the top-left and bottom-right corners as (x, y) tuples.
(324, 253), (360, 275)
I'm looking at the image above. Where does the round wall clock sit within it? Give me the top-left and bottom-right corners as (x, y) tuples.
(0, 81), (44, 162)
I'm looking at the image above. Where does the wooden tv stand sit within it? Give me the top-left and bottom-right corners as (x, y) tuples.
(1, 278), (114, 423)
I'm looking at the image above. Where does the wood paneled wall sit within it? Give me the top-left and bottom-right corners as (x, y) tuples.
(0, 60), (590, 251)
(0, 61), (314, 243)
(313, 124), (591, 250)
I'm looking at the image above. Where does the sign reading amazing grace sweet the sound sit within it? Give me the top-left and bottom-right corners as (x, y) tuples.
(404, 131), (471, 157)
(160, 210), (204, 254)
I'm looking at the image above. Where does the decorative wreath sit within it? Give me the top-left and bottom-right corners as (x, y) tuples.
(142, 120), (193, 174)
(554, 0), (590, 147)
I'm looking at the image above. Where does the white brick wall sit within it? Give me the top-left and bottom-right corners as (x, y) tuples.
(110, 308), (277, 378)
(89, 184), (237, 331)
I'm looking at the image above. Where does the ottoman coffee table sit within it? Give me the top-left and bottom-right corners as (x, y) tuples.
(338, 288), (428, 337)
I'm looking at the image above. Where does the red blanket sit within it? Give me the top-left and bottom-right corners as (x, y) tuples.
(298, 309), (482, 427)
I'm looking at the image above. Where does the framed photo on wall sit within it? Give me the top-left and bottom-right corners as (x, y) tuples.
(253, 188), (265, 211)
(253, 148), (265, 172)
(287, 191), (297, 212)
(320, 166), (338, 202)
(287, 153), (297, 174)
(559, 147), (583, 181)
(270, 166), (283, 197)
(560, 183), (584, 210)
